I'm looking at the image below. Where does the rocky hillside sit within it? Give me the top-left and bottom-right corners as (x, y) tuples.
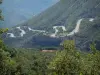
(3, 0), (100, 50)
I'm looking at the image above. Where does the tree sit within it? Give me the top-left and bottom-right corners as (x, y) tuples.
(0, 0), (3, 20)
(48, 40), (80, 75)
(0, 1), (17, 75)
(90, 42), (97, 54)
(48, 40), (100, 75)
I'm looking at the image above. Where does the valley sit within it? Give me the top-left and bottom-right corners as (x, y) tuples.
(0, 0), (100, 75)
(2, 0), (100, 50)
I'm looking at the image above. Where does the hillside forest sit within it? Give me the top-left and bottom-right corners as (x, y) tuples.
(0, 0), (100, 75)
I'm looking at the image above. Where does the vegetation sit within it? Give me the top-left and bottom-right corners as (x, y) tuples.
(0, 0), (100, 75)
(0, 1), (17, 74)
(48, 40), (100, 75)
(3, 0), (100, 50)
(1, 35), (100, 75)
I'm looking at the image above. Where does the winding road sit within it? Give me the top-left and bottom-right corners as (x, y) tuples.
(67, 19), (83, 36)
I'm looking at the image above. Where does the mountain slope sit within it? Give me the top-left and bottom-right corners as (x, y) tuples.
(1, 0), (58, 28)
(3, 0), (100, 50)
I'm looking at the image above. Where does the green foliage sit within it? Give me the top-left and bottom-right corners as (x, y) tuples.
(0, 0), (2, 4)
(1, 38), (100, 75)
(0, 28), (8, 34)
(0, 48), (17, 75)
(62, 40), (75, 51)
(48, 40), (100, 75)
(0, 1), (18, 75)
(0, 0), (3, 21)
(8, 48), (56, 75)
(0, 33), (18, 75)
(0, 0), (100, 74)
(90, 42), (97, 54)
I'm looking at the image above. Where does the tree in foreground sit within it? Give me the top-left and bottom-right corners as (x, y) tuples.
(0, 1), (18, 75)
(48, 40), (100, 75)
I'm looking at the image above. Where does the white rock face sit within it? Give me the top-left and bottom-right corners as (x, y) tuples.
(62, 26), (66, 31)
(16, 27), (26, 37)
(89, 18), (94, 22)
(50, 34), (56, 38)
(7, 18), (95, 39)
(53, 26), (66, 31)
(67, 19), (83, 36)
(7, 33), (16, 38)
(28, 27), (45, 33)
(28, 27), (33, 31)
(50, 26), (66, 38)
(53, 26), (59, 34)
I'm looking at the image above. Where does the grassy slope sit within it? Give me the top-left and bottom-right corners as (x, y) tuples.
(75, 18), (100, 50)
(3, 0), (100, 49)
(22, 0), (100, 31)
(20, 0), (100, 48)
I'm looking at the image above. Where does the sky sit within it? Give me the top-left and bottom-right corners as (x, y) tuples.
(2, 0), (59, 16)
(0, 0), (59, 28)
